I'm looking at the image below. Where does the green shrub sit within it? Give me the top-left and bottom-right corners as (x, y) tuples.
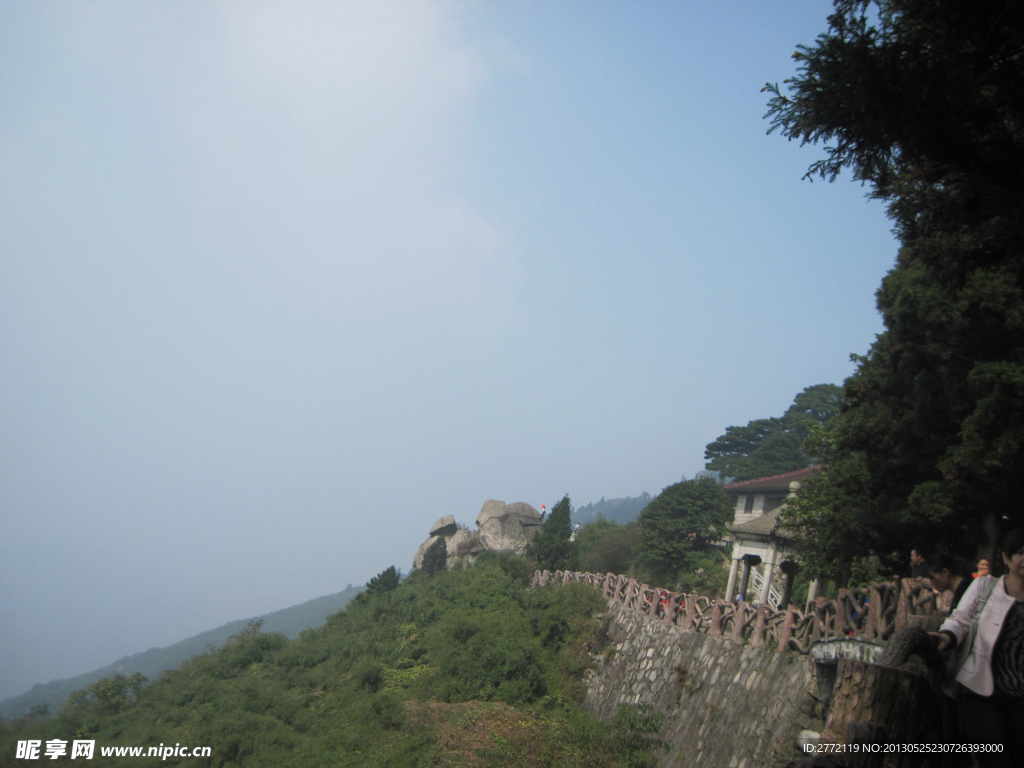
(580, 522), (638, 575)
(421, 536), (448, 576)
(0, 555), (664, 768)
(365, 565), (401, 595)
(574, 517), (620, 557)
(635, 478), (732, 586)
(531, 495), (577, 571)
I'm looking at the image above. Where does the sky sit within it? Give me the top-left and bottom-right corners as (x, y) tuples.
(0, 0), (899, 700)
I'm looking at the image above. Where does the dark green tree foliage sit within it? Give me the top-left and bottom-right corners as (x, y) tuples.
(635, 478), (732, 586)
(365, 566), (400, 595)
(421, 535), (448, 576)
(531, 495), (576, 572)
(573, 517), (620, 556)
(778, 422), (874, 583)
(704, 384), (841, 481)
(766, 0), (1024, 562)
(63, 673), (147, 716)
(576, 520), (639, 576)
(584, 526), (638, 577)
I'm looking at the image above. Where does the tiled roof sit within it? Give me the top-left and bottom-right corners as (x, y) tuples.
(723, 466), (821, 493)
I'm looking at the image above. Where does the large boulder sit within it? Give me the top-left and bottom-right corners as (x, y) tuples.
(446, 528), (482, 557)
(475, 500), (544, 555)
(430, 514), (458, 537)
(413, 535), (440, 570)
(413, 500), (544, 571)
(413, 529), (486, 571)
(445, 529), (484, 568)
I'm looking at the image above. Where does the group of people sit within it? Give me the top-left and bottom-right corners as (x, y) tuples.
(915, 528), (1024, 768)
(910, 548), (992, 610)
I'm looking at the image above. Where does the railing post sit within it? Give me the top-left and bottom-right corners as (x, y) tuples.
(776, 603), (799, 653)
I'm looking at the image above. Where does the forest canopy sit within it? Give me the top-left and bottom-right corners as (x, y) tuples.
(703, 384), (840, 482)
(767, 0), (1024, 571)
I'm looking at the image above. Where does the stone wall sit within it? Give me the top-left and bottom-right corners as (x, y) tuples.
(585, 602), (824, 768)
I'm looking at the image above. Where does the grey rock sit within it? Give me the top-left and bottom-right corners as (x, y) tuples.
(475, 499), (543, 555)
(445, 529), (484, 568)
(430, 514), (457, 537)
(475, 499), (507, 527)
(412, 535), (440, 570)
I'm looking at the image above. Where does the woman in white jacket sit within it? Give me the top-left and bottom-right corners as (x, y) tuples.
(931, 528), (1024, 768)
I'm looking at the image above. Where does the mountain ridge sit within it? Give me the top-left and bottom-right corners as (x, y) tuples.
(0, 584), (363, 721)
(571, 493), (652, 526)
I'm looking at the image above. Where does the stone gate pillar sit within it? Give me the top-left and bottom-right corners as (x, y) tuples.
(725, 557), (740, 600)
(807, 579), (820, 609)
(738, 558), (752, 599)
(779, 561), (799, 609)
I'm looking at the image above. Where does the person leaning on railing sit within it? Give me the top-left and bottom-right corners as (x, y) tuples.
(930, 528), (1024, 768)
(927, 553), (974, 610)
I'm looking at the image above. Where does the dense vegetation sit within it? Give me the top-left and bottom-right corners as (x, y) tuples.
(0, 585), (364, 722)
(545, 480), (733, 598)
(547, 382), (840, 594)
(634, 478), (733, 593)
(767, 0), (1024, 575)
(1, 556), (663, 768)
(703, 384), (841, 482)
(531, 496), (575, 573)
(575, 520), (638, 577)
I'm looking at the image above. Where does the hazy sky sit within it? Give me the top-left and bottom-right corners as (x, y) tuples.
(0, 0), (897, 700)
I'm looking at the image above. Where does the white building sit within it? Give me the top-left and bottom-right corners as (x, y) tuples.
(723, 467), (821, 608)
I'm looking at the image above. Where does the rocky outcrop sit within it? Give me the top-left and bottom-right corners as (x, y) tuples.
(446, 528), (484, 559)
(475, 500), (543, 555)
(412, 535), (441, 570)
(412, 499), (544, 570)
(430, 514), (458, 537)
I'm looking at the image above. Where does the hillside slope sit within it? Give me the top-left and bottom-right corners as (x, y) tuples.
(0, 584), (362, 721)
(0, 556), (662, 767)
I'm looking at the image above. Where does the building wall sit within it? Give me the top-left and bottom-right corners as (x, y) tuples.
(732, 494), (760, 527)
(732, 493), (791, 528)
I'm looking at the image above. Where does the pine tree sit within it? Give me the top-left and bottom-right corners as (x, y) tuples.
(421, 536), (448, 576)
(766, 0), (1024, 563)
(530, 495), (576, 572)
(365, 566), (400, 595)
(703, 384), (840, 481)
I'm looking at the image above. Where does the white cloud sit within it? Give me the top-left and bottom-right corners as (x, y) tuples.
(220, 0), (483, 133)
(173, 0), (521, 328)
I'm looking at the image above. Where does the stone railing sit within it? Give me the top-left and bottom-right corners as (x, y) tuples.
(529, 570), (939, 654)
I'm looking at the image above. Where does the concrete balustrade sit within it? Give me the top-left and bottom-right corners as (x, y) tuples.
(530, 569), (938, 654)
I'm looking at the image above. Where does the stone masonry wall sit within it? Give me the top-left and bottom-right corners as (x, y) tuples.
(585, 602), (823, 768)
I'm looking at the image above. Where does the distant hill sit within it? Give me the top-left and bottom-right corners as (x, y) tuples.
(572, 493), (652, 526)
(0, 584), (363, 721)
